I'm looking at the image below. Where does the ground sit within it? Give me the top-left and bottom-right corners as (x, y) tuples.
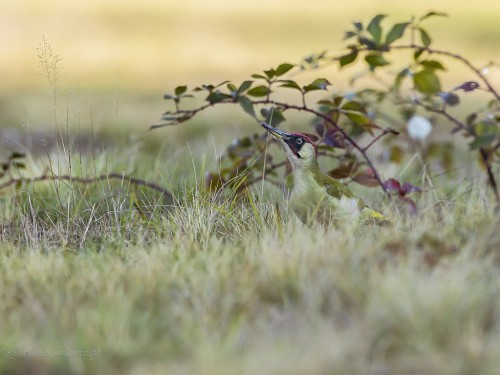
(0, 140), (498, 374)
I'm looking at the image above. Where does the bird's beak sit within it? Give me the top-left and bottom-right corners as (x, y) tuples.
(261, 122), (292, 140)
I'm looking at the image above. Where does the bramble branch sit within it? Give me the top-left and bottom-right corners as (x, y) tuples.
(0, 172), (173, 199)
(155, 95), (392, 194)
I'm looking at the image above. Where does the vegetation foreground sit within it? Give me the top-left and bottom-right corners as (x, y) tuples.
(0, 145), (498, 375)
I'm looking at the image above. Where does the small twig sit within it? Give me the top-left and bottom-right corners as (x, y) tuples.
(362, 127), (399, 151)
(417, 101), (473, 135)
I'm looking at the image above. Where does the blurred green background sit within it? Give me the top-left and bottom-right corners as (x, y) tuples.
(1, 0), (499, 143)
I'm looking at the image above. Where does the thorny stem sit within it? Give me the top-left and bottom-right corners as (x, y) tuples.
(156, 43), (499, 198)
(417, 101), (472, 134)
(0, 172), (173, 200)
(362, 128), (399, 151)
(422, 47), (500, 102)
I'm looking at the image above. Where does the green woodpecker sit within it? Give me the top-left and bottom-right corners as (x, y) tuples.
(261, 122), (390, 226)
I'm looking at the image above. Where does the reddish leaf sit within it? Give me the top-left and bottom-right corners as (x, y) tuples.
(399, 196), (418, 216)
(315, 123), (325, 137)
(353, 168), (380, 187)
(324, 128), (345, 148)
(384, 178), (402, 192)
(401, 182), (423, 194)
(328, 161), (358, 179)
(454, 81), (480, 92)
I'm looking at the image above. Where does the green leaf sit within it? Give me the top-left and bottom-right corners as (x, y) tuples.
(238, 96), (256, 119)
(365, 53), (389, 71)
(237, 80), (253, 94)
(466, 113), (477, 127)
(261, 108), (286, 127)
(420, 59), (446, 71)
(317, 99), (334, 107)
(194, 81), (229, 92)
(394, 68), (410, 91)
(470, 133), (499, 150)
(264, 69), (276, 79)
(420, 11), (448, 22)
(414, 49), (425, 61)
(251, 74), (268, 80)
(419, 28), (431, 47)
(275, 63), (294, 77)
(341, 101), (367, 114)
(353, 22), (363, 31)
(413, 69), (442, 94)
(227, 83), (237, 93)
(247, 85), (271, 97)
(474, 121), (500, 137)
(385, 22), (408, 45)
(345, 111), (369, 125)
(215, 80), (231, 88)
(339, 49), (358, 67)
(303, 78), (331, 93)
(279, 80), (302, 91)
(206, 91), (232, 104)
(358, 37), (377, 50)
(333, 96), (344, 107)
(174, 85), (187, 96)
(367, 14), (386, 43)
(344, 31), (357, 40)
(194, 84), (214, 92)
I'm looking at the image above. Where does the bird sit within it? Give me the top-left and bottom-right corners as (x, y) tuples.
(261, 122), (391, 226)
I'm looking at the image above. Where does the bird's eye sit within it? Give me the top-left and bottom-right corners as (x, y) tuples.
(296, 138), (303, 145)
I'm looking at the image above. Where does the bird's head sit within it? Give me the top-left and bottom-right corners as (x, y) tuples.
(261, 122), (318, 169)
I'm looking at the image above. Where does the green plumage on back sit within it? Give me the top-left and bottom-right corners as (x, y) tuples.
(315, 173), (365, 206)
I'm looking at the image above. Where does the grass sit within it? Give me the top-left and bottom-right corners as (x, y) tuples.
(0, 140), (499, 374)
